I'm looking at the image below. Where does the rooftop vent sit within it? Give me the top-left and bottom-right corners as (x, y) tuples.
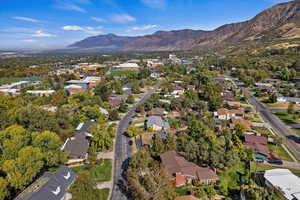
(52, 186), (61, 195)
(64, 172), (71, 180)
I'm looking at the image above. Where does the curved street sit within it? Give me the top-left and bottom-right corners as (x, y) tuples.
(110, 82), (162, 200)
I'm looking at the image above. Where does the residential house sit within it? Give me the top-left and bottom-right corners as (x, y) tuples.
(146, 116), (170, 131)
(108, 95), (124, 109)
(26, 90), (55, 97)
(122, 83), (132, 95)
(277, 97), (300, 104)
(171, 86), (185, 96)
(0, 88), (19, 96)
(226, 101), (241, 109)
(147, 108), (168, 117)
(99, 107), (109, 116)
(15, 166), (76, 200)
(221, 91), (235, 101)
(160, 151), (218, 187)
(62, 121), (95, 165)
(214, 108), (244, 120)
(244, 135), (269, 160)
(187, 85), (196, 91)
(264, 169), (300, 200)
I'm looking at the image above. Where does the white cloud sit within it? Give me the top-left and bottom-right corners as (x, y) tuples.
(13, 16), (40, 23)
(111, 14), (136, 23)
(140, 0), (166, 8)
(22, 39), (37, 43)
(54, 0), (86, 13)
(32, 30), (56, 37)
(130, 24), (158, 31)
(91, 17), (106, 23)
(62, 25), (102, 35)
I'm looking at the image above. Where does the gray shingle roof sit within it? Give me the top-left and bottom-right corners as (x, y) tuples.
(63, 121), (95, 159)
(15, 166), (76, 200)
(146, 116), (170, 129)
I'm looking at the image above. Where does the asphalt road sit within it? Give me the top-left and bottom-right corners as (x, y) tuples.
(244, 89), (300, 161)
(110, 82), (162, 200)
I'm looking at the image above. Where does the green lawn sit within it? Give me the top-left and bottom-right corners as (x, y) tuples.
(268, 144), (293, 161)
(292, 128), (300, 136)
(274, 111), (299, 124)
(252, 163), (300, 178)
(252, 127), (273, 137)
(99, 188), (110, 200)
(219, 162), (247, 190)
(71, 159), (112, 182)
(110, 70), (139, 77)
(0, 77), (41, 85)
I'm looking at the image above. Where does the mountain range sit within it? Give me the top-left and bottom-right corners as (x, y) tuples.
(67, 0), (300, 52)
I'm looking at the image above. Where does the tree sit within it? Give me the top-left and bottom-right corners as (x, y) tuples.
(70, 171), (100, 200)
(268, 94), (277, 103)
(287, 102), (296, 114)
(127, 126), (143, 137)
(109, 110), (119, 121)
(185, 140), (199, 162)
(166, 133), (177, 151)
(126, 95), (135, 104)
(90, 123), (115, 152)
(151, 135), (165, 157)
(95, 84), (112, 101)
(0, 178), (9, 200)
(118, 102), (128, 113)
(132, 82), (140, 94)
(235, 123), (248, 136)
(32, 131), (67, 167)
(280, 67), (296, 81)
(3, 146), (44, 190)
(0, 125), (30, 160)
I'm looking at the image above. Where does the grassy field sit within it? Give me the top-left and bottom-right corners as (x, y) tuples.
(252, 163), (300, 177)
(99, 188), (110, 200)
(252, 127), (273, 137)
(219, 162), (246, 190)
(268, 144), (293, 161)
(110, 70), (139, 77)
(274, 111), (299, 124)
(292, 128), (300, 136)
(0, 77), (41, 85)
(71, 159), (112, 182)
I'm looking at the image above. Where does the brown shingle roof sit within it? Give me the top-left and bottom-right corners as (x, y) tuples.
(245, 135), (267, 145)
(160, 151), (218, 181)
(245, 142), (270, 156)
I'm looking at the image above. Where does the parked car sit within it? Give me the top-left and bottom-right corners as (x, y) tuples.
(267, 157), (283, 165)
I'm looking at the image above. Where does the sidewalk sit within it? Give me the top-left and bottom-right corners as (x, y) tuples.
(96, 144), (115, 200)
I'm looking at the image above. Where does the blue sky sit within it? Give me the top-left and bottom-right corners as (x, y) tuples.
(0, 0), (290, 49)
